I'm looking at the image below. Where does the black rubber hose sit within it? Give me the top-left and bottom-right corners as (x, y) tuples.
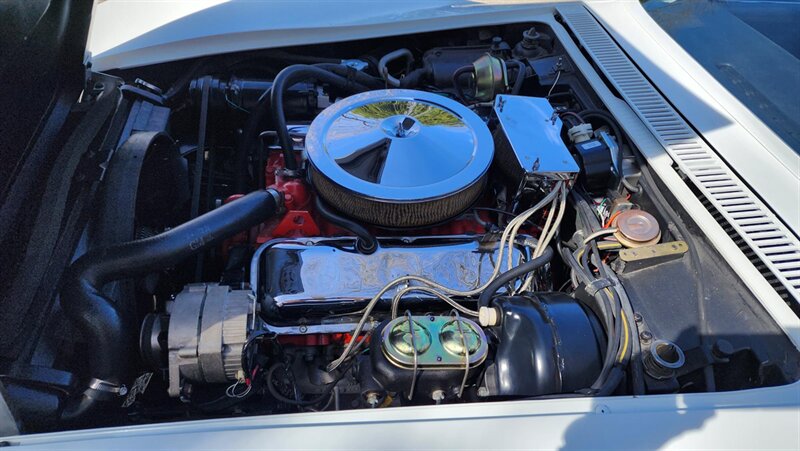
(314, 197), (377, 254)
(509, 60), (527, 96)
(572, 190), (637, 392)
(452, 65), (474, 103)
(271, 65), (373, 172)
(266, 362), (348, 407)
(163, 58), (211, 104)
(399, 67), (429, 88)
(313, 63), (384, 90)
(237, 64), (375, 190)
(587, 249), (623, 392)
(606, 262), (644, 394)
(59, 190), (284, 422)
(478, 246), (554, 308)
(578, 110), (624, 146)
(558, 243), (619, 393)
(595, 365), (625, 396)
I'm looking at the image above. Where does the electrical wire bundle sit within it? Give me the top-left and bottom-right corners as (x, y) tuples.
(327, 182), (568, 372)
(559, 192), (642, 395)
(512, 181), (568, 293)
(231, 330), (366, 409)
(265, 360), (355, 410)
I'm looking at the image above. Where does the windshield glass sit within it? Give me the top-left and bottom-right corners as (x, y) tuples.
(643, 0), (800, 153)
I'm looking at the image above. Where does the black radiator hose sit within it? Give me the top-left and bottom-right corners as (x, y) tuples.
(271, 65), (373, 172)
(314, 197), (377, 254)
(237, 64), (376, 190)
(59, 190), (283, 422)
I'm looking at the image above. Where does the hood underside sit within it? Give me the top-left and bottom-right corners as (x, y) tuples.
(86, 0), (564, 71)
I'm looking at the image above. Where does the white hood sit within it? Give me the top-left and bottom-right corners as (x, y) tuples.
(86, 0), (562, 71)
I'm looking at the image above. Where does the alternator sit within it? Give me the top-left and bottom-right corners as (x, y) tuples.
(141, 284), (253, 397)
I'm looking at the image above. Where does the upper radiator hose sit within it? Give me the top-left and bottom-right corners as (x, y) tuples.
(59, 190), (283, 422)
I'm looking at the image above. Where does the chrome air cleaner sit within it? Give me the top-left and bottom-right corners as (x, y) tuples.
(305, 89), (493, 228)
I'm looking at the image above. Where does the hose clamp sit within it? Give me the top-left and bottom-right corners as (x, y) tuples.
(86, 378), (128, 400)
(265, 188), (285, 209)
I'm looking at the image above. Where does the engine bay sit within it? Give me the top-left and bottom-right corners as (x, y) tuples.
(4, 21), (798, 432)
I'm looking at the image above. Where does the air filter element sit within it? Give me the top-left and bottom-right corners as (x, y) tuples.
(305, 89), (493, 228)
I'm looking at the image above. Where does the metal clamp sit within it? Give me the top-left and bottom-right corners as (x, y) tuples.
(86, 378), (128, 400)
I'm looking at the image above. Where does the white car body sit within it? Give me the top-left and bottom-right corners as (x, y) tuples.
(4, 0), (799, 448)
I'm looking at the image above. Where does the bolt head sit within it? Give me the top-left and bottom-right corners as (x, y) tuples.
(712, 339), (735, 358)
(595, 404), (611, 414)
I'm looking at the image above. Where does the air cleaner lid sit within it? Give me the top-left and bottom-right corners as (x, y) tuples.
(305, 89), (493, 202)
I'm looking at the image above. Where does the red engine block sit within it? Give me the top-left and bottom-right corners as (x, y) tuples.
(251, 152), (490, 244)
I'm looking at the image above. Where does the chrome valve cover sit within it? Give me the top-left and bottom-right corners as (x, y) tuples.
(254, 236), (532, 317)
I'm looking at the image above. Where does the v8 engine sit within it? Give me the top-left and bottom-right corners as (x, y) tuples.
(8, 21), (796, 433)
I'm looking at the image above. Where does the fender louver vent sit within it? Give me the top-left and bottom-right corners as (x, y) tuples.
(558, 6), (800, 306)
(693, 187), (796, 306)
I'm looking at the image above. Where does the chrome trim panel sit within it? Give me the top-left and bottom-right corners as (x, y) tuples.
(255, 236), (528, 312)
